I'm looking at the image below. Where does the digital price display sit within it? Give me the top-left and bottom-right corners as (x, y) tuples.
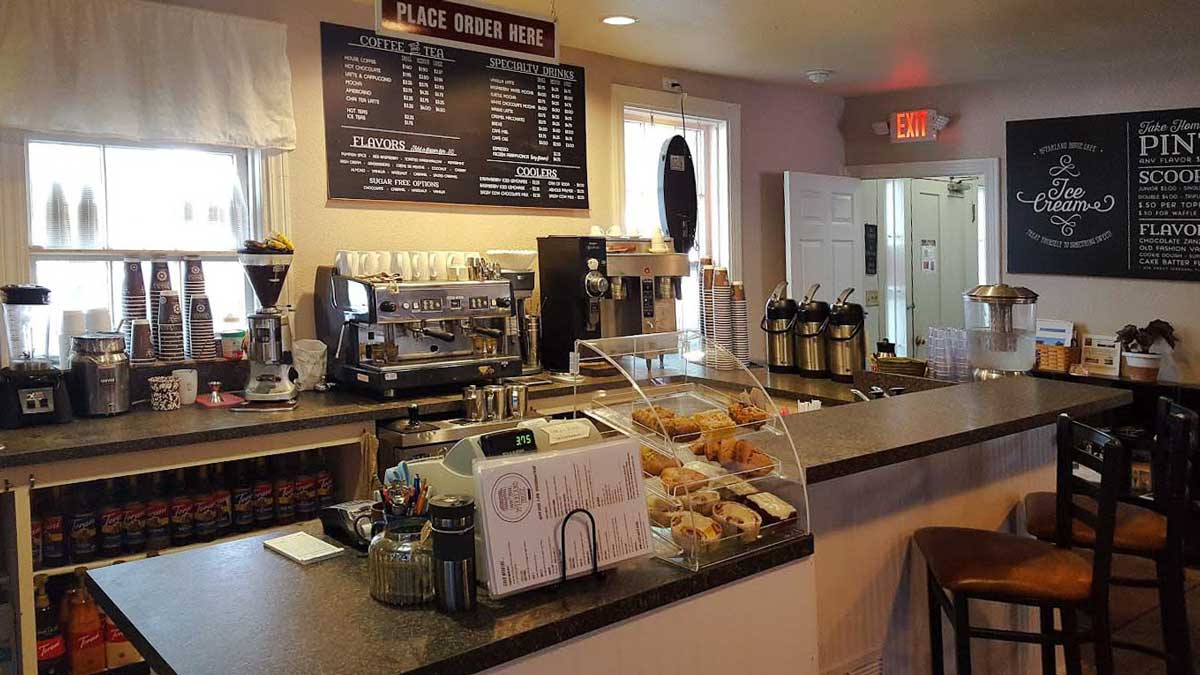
(479, 428), (537, 457)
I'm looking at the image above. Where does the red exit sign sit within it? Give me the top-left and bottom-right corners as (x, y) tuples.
(891, 109), (938, 143)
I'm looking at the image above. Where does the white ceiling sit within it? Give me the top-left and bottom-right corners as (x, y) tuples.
(484, 0), (1200, 95)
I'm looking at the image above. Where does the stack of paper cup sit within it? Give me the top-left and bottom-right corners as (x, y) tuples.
(712, 268), (736, 370)
(701, 265), (716, 367)
(186, 294), (217, 360)
(156, 291), (185, 363)
(148, 258), (172, 350)
(121, 259), (147, 357)
(731, 281), (750, 366)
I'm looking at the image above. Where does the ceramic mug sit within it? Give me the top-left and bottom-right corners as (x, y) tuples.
(172, 368), (199, 405)
(428, 251), (447, 281)
(335, 250), (360, 276)
(375, 250), (393, 274)
(410, 252), (429, 281)
(391, 251), (412, 280)
(361, 251), (382, 276)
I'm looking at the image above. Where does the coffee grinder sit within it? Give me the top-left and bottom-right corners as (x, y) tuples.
(0, 284), (73, 428)
(237, 252), (298, 410)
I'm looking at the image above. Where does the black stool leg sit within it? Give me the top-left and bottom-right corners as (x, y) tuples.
(1157, 553), (1195, 675)
(1092, 604), (1115, 675)
(954, 592), (972, 675)
(1061, 607), (1083, 675)
(928, 567), (945, 675)
(1039, 606), (1056, 675)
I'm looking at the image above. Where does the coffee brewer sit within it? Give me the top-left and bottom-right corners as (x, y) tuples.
(602, 237), (690, 338)
(314, 267), (521, 397)
(238, 252), (298, 409)
(536, 236), (609, 373)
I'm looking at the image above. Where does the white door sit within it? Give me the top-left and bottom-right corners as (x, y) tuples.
(784, 173), (864, 307)
(907, 179), (980, 358)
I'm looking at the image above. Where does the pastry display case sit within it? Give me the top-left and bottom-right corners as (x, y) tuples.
(572, 331), (810, 571)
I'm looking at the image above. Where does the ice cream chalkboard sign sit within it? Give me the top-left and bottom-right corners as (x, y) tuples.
(1007, 107), (1200, 281)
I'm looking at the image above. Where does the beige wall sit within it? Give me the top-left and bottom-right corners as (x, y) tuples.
(159, 0), (845, 357)
(842, 68), (1200, 380)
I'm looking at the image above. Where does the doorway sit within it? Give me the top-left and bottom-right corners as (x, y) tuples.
(846, 158), (1000, 359)
(871, 175), (986, 358)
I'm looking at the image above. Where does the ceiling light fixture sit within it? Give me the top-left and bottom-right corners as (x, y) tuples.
(805, 69), (833, 85)
(602, 15), (638, 26)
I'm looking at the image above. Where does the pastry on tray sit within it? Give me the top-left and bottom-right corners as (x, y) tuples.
(670, 512), (722, 553)
(632, 405), (675, 430)
(730, 441), (775, 478)
(682, 461), (727, 480)
(679, 488), (721, 516)
(664, 417), (702, 442)
(694, 410), (737, 441)
(728, 401), (770, 430)
(713, 475), (760, 499)
(632, 405), (701, 441)
(647, 494), (681, 527)
(712, 501), (763, 543)
(745, 492), (797, 525)
(640, 445), (681, 476)
(659, 467), (709, 495)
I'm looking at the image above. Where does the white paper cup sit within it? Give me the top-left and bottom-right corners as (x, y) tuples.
(335, 250), (360, 276)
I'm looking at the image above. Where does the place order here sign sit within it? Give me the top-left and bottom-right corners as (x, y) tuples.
(1007, 107), (1200, 282)
(376, 0), (559, 62)
(320, 22), (588, 209)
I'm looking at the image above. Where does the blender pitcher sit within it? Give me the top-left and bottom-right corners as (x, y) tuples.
(1, 285), (74, 428)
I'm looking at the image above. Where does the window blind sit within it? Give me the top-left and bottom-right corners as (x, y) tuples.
(0, 0), (297, 150)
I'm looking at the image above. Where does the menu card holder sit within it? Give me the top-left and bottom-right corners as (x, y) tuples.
(557, 508), (606, 588)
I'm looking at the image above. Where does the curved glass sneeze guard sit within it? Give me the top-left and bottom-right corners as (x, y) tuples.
(572, 330), (811, 572)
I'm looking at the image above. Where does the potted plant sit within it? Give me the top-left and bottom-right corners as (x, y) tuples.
(1116, 320), (1178, 382)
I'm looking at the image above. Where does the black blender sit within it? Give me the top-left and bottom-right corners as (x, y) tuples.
(1, 285), (73, 428)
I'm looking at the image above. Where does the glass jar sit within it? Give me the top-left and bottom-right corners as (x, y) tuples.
(963, 284), (1038, 377)
(368, 517), (433, 606)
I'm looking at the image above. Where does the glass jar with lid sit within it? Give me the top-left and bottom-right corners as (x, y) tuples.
(963, 284), (1039, 379)
(368, 517), (434, 606)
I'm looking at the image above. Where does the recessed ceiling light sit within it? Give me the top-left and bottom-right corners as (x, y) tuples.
(602, 15), (638, 26)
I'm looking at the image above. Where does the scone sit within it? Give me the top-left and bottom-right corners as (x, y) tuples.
(670, 512), (721, 553)
(663, 416), (702, 442)
(694, 410), (737, 441)
(659, 467), (709, 495)
(632, 405), (676, 434)
(640, 445), (681, 476)
(712, 500), (763, 543)
(728, 401), (770, 430)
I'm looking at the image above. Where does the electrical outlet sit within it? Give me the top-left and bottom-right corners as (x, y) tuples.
(662, 77), (682, 92)
(865, 290), (880, 307)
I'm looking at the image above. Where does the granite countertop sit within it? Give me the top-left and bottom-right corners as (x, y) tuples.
(88, 523), (813, 675)
(0, 364), (852, 469)
(793, 376), (1132, 483)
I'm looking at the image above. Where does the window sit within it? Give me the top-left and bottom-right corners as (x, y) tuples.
(12, 137), (267, 356)
(617, 92), (737, 331)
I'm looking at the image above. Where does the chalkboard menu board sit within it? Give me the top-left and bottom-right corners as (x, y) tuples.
(320, 22), (588, 209)
(1007, 107), (1200, 281)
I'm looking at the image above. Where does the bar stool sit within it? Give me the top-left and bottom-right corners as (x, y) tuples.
(916, 414), (1125, 675)
(1024, 397), (1198, 675)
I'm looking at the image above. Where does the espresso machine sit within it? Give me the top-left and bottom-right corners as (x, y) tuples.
(0, 284), (73, 428)
(238, 252), (298, 410)
(536, 236), (609, 373)
(601, 237), (690, 338)
(314, 266), (521, 397)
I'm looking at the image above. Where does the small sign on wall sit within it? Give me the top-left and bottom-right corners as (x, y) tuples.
(891, 109), (938, 143)
(376, 0), (558, 62)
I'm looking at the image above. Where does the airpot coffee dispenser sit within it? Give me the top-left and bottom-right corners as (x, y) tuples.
(826, 288), (867, 383)
(796, 284), (831, 378)
(762, 282), (798, 373)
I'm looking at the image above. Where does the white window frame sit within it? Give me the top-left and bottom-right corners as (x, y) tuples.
(610, 85), (742, 280)
(0, 130), (292, 307)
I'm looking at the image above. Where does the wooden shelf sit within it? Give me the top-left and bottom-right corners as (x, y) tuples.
(35, 519), (316, 578)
